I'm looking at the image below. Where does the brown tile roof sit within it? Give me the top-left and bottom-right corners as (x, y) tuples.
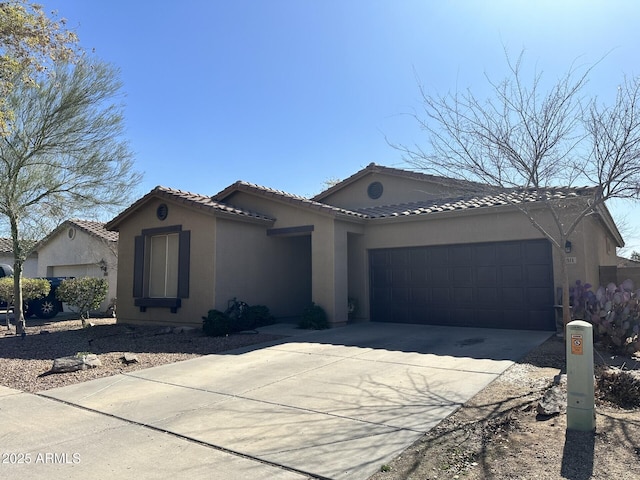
(355, 187), (594, 219)
(67, 220), (119, 242)
(106, 168), (598, 229)
(106, 186), (276, 230)
(214, 181), (367, 219)
(0, 237), (12, 254)
(312, 162), (485, 201)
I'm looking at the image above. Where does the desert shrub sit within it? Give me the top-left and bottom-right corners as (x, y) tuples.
(0, 277), (50, 304)
(56, 277), (108, 325)
(245, 304), (275, 328)
(596, 367), (640, 408)
(202, 309), (231, 337)
(298, 303), (329, 330)
(202, 299), (276, 336)
(570, 279), (640, 354)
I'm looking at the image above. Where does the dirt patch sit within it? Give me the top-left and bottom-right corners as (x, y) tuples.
(368, 335), (640, 480)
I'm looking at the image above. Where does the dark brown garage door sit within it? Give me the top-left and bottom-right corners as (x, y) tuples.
(369, 239), (555, 330)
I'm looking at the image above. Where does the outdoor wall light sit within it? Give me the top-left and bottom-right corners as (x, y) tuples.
(98, 259), (108, 275)
(565, 241), (572, 253)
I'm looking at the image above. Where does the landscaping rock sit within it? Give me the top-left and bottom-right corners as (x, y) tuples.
(537, 385), (566, 416)
(122, 352), (139, 364)
(46, 354), (102, 374)
(173, 326), (196, 334)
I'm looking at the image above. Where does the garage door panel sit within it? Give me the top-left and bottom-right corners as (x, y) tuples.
(501, 265), (524, 284)
(370, 239), (554, 330)
(475, 244), (497, 265)
(525, 242), (551, 262)
(528, 287), (554, 305)
(477, 287), (499, 305)
(449, 245), (473, 265)
(453, 266), (473, 285)
(431, 287), (450, 303)
(502, 287), (525, 305)
(526, 265), (552, 285)
(430, 267), (449, 283)
(477, 266), (497, 283)
(454, 287), (473, 303)
(428, 247), (450, 265)
(410, 287), (429, 306)
(496, 243), (523, 263)
(391, 268), (409, 285)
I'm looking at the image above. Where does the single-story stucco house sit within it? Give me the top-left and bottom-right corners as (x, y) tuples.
(105, 163), (623, 331)
(36, 219), (118, 312)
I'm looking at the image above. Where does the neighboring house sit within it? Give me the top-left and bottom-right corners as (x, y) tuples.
(36, 220), (118, 312)
(106, 163), (623, 330)
(0, 238), (38, 277)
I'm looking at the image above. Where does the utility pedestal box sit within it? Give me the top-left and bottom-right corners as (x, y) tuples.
(566, 320), (596, 431)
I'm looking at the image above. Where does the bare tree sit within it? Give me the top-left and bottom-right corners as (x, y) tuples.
(0, 59), (142, 333)
(394, 51), (640, 328)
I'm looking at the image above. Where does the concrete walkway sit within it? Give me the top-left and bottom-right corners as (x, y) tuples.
(0, 323), (552, 480)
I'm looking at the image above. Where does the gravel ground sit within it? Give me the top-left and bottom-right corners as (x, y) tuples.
(0, 315), (284, 393)
(3, 317), (639, 479)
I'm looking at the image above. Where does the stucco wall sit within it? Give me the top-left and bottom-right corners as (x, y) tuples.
(318, 172), (475, 209)
(0, 255), (38, 278)
(36, 228), (117, 311)
(214, 217), (311, 318)
(114, 197), (217, 326)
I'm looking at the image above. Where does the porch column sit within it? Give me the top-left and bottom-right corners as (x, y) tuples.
(311, 220), (349, 325)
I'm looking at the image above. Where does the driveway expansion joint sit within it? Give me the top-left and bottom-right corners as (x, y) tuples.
(35, 390), (331, 480)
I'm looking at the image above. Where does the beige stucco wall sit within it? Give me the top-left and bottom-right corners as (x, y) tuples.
(318, 173), (473, 209)
(214, 217), (311, 318)
(0, 254), (37, 278)
(114, 197), (217, 326)
(219, 191), (365, 323)
(36, 229), (117, 312)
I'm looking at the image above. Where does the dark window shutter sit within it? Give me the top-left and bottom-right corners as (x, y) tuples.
(133, 235), (144, 298)
(178, 230), (190, 298)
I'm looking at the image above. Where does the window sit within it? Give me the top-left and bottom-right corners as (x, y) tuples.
(149, 233), (179, 297)
(133, 225), (190, 313)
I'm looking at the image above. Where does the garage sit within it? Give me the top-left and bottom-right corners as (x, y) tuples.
(369, 239), (555, 330)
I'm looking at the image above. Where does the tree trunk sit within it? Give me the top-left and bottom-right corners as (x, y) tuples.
(10, 218), (26, 335)
(560, 245), (571, 337)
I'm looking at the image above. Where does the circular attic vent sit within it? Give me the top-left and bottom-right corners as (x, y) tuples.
(157, 203), (169, 221)
(367, 181), (383, 199)
(68, 227), (76, 240)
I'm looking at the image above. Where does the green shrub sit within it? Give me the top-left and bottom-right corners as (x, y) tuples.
(0, 277), (50, 304)
(56, 277), (108, 325)
(202, 300), (277, 337)
(298, 303), (329, 330)
(202, 309), (231, 337)
(246, 304), (275, 328)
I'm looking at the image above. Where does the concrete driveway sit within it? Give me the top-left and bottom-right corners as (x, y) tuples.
(1, 322), (551, 480)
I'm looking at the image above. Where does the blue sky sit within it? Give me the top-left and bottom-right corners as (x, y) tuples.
(45, 1), (640, 251)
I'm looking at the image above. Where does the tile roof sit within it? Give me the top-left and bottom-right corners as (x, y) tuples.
(153, 185), (276, 221)
(67, 220), (119, 242)
(107, 169), (598, 230)
(312, 162), (484, 201)
(0, 237), (12, 253)
(214, 181), (367, 219)
(106, 186), (276, 230)
(354, 187), (594, 219)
